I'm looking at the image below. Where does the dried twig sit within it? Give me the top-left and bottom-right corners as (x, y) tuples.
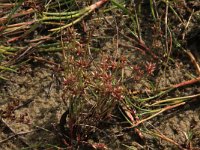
(0, 118), (30, 146)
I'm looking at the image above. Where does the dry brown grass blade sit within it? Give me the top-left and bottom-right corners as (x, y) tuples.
(184, 50), (200, 75)
(0, 8), (35, 24)
(147, 130), (186, 150)
(0, 3), (16, 9)
(132, 102), (185, 127)
(172, 76), (200, 89)
(128, 76), (200, 96)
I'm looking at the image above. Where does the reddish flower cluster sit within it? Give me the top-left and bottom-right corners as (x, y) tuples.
(145, 61), (156, 75)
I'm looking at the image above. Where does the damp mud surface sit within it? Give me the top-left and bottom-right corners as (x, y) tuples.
(0, 1), (200, 150)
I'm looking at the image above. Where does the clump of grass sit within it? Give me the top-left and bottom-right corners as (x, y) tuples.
(1, 0), (200, 149)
